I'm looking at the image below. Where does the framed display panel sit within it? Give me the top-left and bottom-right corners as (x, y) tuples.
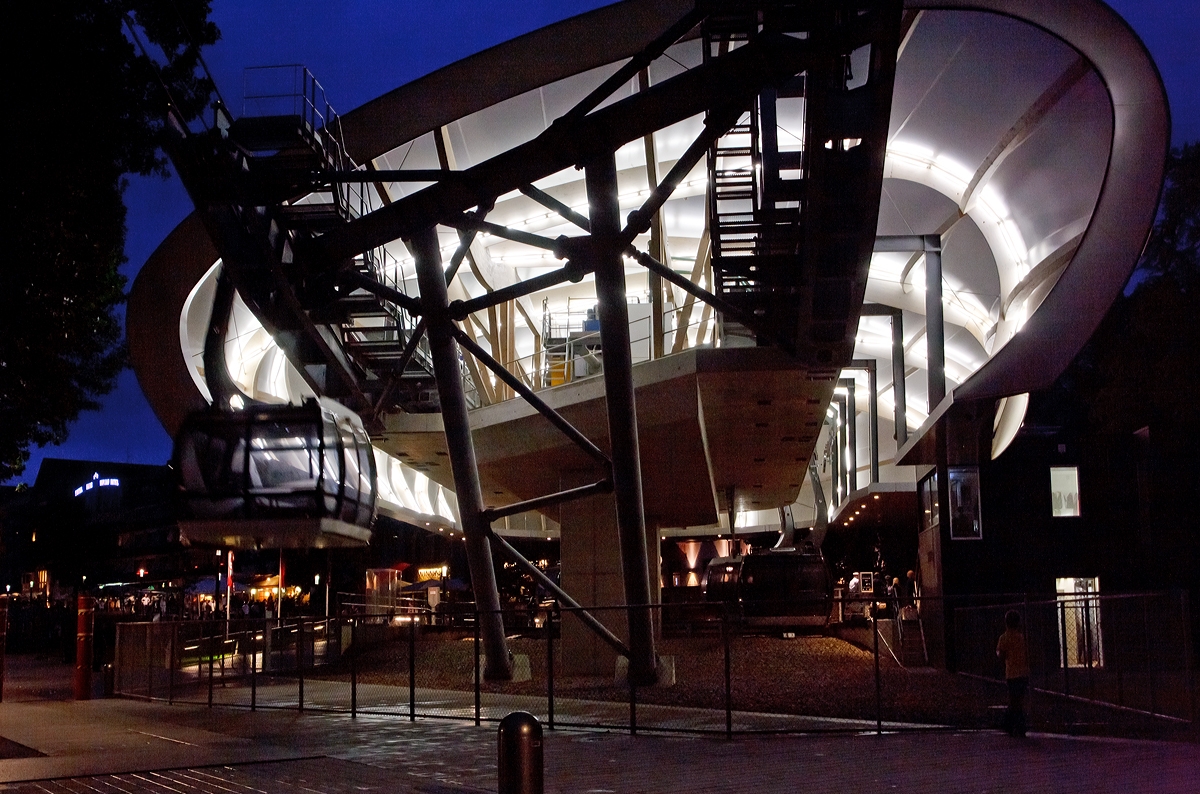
(948, 466), (982, 540)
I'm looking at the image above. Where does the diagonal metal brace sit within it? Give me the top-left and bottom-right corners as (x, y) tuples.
(628, 247), (795, 354)
(620, 101), (744, 248)
(340, 270), (423, 318)
(482, 479), (612, 522)
(318, 31), (815, 263)
(450, 263), (588, 320)
(444, 207), (491, 286)
(519, 184), (592, 233)
(445, 215), (562, 253)
(488, 532), (631, 659)
(558, 5), (706, 125)
(449, 325), (611, 467)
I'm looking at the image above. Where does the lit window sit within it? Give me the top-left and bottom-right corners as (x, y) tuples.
(919, 473), (939, 532)
(1050, 467), (1081, 517)
(1056, 577), (1102, 668)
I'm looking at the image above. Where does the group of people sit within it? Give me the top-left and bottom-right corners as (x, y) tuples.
(844, 569), (921, 618)
(840, 571), (1029, 737)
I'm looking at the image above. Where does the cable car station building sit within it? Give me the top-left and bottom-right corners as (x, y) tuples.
(128, 0), (1169, 680)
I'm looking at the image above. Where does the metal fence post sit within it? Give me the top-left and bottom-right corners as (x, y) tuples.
(1060, 601), (1070, 699)
(723, 608), (732, 740)
(251, 624), (257, 711)
(146, 623), (154, 701)
(207, 633), (214, 710)
(168, 623), (176, 705)
(1143, 597), (1155, 715)
(629, 675), (637, 737)
(74, 596), (95, 701)
(1182, 590), (1195, 725)
(409, 613), (416, 722)
(874, 609), (882, 735)
(1084, 597), (1095, 699)
(297, 618), (304, 713)
(351, 618), (358, 718)
(474, 609), (482, 726)
(1112, 599), (1125, 711)
(547, 603), (555, 731)
(0, 596), (7, 703)
(1022, 594), (1032, 728)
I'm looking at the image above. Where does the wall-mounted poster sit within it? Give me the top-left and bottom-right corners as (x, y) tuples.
(949, 466), (982, 540)
(920, 472), (939, 533)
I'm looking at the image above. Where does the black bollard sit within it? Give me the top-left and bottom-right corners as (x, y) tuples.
(498, 711), (543, 794)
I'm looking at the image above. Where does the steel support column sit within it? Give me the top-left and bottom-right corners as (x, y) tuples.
(861, 304), (907, 447)
(640, 69), (666, 361)
(834, 395), (848, 504)
(840, 379), (858, 493)
(849, 359), (880, 484)
(585, 155), (657, 686)
(924, 234), (946, 410)
(890, 311), (908, 446)
(411, 226), (512, 681)
(867, 362), (880, 483)
(808, 462), (828, 528)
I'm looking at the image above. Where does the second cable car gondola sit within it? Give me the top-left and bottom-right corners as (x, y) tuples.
(172, 397), (377, 548)
(704, 546), (833, 629)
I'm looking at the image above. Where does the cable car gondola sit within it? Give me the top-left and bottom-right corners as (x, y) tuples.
(172, 397), (377, 549)
(704, 545), (833, 629)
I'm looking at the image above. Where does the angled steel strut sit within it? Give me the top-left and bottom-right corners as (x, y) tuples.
(411, 225), (512, 681)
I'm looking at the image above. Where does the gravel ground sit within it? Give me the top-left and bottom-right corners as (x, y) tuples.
(328, 631), (1194, 740)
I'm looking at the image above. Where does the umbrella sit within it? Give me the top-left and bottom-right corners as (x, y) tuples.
(186, 578), (250, 595)
(403, 578), (470, 592)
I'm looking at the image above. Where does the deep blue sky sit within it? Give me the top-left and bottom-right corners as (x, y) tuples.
(7, 0), (1197, 486)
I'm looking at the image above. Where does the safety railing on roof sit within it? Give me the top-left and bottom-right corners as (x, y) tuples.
(459, 302), (719, 407)
(242, 65), (362, 223)
(240, 65), (477, 406)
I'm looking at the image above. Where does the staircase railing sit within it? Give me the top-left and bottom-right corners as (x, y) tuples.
(239, 64), (476, 407)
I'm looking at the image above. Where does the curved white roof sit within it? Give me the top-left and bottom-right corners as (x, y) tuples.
(130, 0), (1167, 522)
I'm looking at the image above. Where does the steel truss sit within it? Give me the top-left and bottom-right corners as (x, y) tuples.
(153, 1), (903, 683)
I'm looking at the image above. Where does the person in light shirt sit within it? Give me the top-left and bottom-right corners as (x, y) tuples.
(996, 609), (1030, 737)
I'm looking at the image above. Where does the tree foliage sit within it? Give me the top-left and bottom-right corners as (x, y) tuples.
(1, 1), (219, 480)
(1037, 143), (1200, 440)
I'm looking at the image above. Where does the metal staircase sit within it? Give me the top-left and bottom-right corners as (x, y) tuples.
(165, 66), (448, 418)
(899, 608), (929, 666)
(703, 1), (901, 374)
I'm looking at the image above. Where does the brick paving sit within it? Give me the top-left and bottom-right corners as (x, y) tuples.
(2, 657), (1197, 792)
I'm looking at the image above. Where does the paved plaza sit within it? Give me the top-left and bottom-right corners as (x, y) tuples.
(1, 657), (1197, 793)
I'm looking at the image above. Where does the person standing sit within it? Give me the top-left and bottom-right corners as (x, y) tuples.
(996, 609), (1030, 737)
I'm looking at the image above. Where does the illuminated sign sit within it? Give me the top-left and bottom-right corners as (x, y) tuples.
(74, 472), (120, 497)
(417, 565), (449, 582)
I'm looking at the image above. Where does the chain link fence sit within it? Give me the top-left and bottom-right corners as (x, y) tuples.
(111, 594), (1195, 739)
(953, 592), (1196, 732)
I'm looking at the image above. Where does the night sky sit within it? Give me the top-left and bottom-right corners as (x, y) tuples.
(7, 0), (1197, 486)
